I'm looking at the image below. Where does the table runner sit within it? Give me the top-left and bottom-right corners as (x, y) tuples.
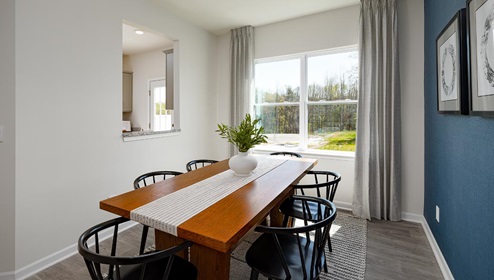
(130, 156), (287, 236)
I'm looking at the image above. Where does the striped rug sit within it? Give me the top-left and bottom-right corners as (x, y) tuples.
(230, 212), (367, 280)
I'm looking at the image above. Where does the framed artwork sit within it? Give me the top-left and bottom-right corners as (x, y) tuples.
(467, 0), (494, 116)
(436, 9), (469, 114)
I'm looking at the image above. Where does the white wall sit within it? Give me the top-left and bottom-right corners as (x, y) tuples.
(124, 49), (167, 130)
(216, 1), (425, 217)
(398, 0), (425, 217)
(214, 33), (232, 159)
(13, 0), (218, 272)
(255, 6), (360, 59)
(0, 0), (16, 275)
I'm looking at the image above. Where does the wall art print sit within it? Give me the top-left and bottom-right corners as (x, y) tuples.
(439, 32), (459, 102)
(468, 0), (494, 116)
(436, 8), (468, 114)
(476, 0), (494, 96)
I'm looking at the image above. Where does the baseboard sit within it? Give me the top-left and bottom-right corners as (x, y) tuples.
(14, 221), (138, 280)
(335, 206), (423, 221)
(333, 200), (352, 212)
(419, 216), (455, 280)
(14, 243), (78, 280)
(0, 271), (15, 280)
(401, 211), (423, 223)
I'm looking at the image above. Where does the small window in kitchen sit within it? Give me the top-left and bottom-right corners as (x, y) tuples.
(149, 78), (174, 131)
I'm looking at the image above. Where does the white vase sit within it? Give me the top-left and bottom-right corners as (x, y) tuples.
(229, 151), (258, 176)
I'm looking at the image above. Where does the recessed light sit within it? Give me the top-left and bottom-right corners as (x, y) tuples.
(134, 29), (144, 35)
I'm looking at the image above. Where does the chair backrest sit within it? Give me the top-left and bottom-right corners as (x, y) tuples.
(253, 196), (336, 280)
(133, 171), (183, 189)
(185, 159), (218, 172)
(269, 151), (302, 158)
(296, 170), (341, 201)
(78, 217), (194, 280)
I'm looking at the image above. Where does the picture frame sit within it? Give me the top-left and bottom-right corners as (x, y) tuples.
(467, 0), (494, 116)
(436, 8), (469, 114)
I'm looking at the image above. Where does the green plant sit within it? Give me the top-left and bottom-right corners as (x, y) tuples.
(216, 114), (268, 152)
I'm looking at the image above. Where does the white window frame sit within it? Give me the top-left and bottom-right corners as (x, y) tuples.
(252, 45), (358, 154)
(148, 77), (174, 132)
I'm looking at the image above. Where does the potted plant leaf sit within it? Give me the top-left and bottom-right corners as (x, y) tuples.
(216, 114), (268, 176)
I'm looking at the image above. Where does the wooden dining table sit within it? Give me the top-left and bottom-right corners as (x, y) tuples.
(100, 156), (317, 280)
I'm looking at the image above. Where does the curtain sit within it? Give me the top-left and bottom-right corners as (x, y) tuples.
(353, 0), (401, 221)
(230, 26), (254, 155)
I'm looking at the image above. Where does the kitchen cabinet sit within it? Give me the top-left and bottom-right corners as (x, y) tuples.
(164, 49), (174, 110)
(122, 72), (133, 112)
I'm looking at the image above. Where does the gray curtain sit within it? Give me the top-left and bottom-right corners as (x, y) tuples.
(230, 26), (254, 155)
(353, 0), (401, 221)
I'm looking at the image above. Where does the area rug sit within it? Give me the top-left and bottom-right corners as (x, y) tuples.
(230, 212), (367, 280)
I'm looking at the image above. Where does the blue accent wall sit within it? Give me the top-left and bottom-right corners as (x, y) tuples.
(425, 0), (494, 278)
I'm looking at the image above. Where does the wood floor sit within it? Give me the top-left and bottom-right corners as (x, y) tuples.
(365, 219), (443, 280)
(26, 218), (444, 280)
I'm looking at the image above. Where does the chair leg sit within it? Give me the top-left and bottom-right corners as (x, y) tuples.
(139, 225), (149, 255)
(282, 215), (289, 227)
(250, 269), (259, 280)
(327, 235), (332, 252)
(282, 215), (295, 227)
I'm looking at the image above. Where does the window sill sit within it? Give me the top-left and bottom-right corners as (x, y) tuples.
(122, 129), (181, 142)
(251, 145), (355, 161)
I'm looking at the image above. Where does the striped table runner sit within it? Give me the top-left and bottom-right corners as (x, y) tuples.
(130, 156), (287, 236)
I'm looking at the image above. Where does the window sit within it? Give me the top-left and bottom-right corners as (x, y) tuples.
(253, 46), (358, 152)
(122, 22), (181, 141)
(149, 79), (173, 131)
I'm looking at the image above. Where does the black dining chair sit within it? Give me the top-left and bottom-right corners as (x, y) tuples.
(269, 151), (302, 158)
(133, 171), (183, 189)
(133, 170), (183, 254)
(78, 217), (197, 280)
(246, 195), (337, 280)
(185, 159), (218, 172)
(279, 170), (341, 252)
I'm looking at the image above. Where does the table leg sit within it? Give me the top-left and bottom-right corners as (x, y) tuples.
(270, 189), (294, 227)
(155, 229), (188, 259)
(190, 243), (230, 280)
(155, 230), (230, 280)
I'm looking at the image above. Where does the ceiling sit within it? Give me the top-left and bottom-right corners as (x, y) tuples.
(123, 0), (360, 54)
(122, 23), (173, 55)
(153, 0), (360, 35)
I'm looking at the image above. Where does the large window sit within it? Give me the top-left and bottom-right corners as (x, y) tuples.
(253, 47), (358, 152)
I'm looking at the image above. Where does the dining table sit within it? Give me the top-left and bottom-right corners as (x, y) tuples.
(100, 155), (317, 280)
